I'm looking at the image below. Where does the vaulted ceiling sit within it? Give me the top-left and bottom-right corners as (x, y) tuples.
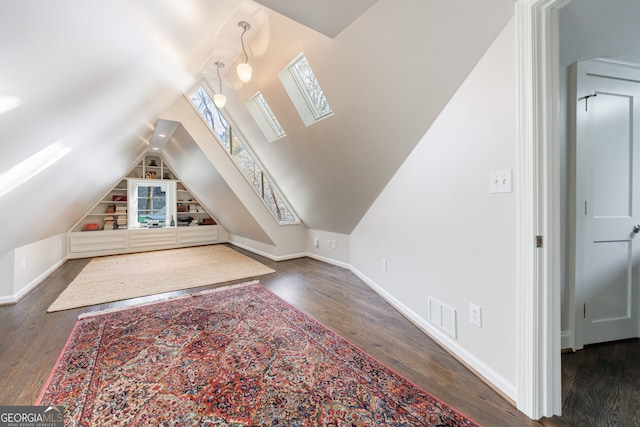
(0, 0), (514, 259)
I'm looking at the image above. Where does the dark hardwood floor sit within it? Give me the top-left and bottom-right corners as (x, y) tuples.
(558, 339), (640, 426)
(0, 244), (627, 426)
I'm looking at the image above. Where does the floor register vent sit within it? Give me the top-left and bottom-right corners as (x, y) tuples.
(427, 297), (457, 339)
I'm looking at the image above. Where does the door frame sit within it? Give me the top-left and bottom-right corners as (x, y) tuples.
(515, 0), (572, 418)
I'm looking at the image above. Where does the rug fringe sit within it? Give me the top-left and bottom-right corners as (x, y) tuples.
(77, 280), (261, 320)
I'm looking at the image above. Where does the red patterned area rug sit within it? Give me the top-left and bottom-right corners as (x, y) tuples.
(37, 281), (481, 426)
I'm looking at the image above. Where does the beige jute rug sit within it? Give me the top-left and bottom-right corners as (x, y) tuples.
(47, 245), (275, 312)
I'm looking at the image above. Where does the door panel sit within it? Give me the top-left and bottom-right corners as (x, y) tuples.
(590, 93), (632, 218)
(588, 240), (631, 322)
(575, 60), (640, 349)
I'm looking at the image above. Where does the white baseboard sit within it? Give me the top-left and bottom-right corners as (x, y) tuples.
(561, 330), (573, 351)
(350, 265), (518, 403)
(306, 252), (350, 269)
(226, 240), (306, 262)
(0, 295), (15, 305)
(0, 258), (66, 305)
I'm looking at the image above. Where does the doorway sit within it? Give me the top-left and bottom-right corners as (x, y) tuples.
(517, 0), (640, 419)
(572, 60), (640, 350)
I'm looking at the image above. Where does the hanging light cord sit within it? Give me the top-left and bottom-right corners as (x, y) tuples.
(241, 27), (249, 64)
(216, 64), (223, 93)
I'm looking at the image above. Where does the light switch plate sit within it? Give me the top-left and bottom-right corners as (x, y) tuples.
(490, 169), (512, 193)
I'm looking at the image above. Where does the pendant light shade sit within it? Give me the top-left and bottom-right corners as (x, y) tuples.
(213, 93), (226, 108)
(237, 21), (252, 83)
(214, 62), (226, 108)
(237, 62), (252, 83)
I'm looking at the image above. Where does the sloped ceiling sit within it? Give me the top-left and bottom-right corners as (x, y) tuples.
(0, 0), (244, 259)
(0, 0), (515, 260)
(213, 0), (515, 233)
(253, 0), (378, 38)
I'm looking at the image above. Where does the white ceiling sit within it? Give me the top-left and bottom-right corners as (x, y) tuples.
(560, 0), (640, 66)
(0, 0), (515, 258)
(254, 0), (379, 38)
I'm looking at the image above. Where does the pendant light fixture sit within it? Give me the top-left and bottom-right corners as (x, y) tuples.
(236, 21), (252, 83)
(213, 62), (226, 108)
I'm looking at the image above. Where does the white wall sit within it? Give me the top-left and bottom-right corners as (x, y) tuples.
(0, 233), (67, 304)
(306, 229), (350, 268)
(0, 250), (15, 302)
(350, 19), (517, 399)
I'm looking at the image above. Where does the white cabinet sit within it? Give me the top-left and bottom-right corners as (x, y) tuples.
(68, 154), (220, 258)
(69, 225), (219, 258)
(129, 227), (177, 248)
(69, 230), (129, 254)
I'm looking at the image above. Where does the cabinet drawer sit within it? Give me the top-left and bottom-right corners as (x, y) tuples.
(129, 228), (177, 248)
(177, 225), (218, 245)
(70, 231), (128, 253)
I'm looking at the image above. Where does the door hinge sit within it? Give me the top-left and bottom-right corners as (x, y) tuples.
(585, 201), (588, 215)
(536, 235), (543, 248)
(583, 303), (586, 319)
(579, 93), (597, 111)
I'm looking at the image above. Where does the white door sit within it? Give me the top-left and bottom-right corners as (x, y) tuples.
(574, 60), (640, 349)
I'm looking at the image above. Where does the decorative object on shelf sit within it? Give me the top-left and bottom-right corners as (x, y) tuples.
(103, 216), (115, 230)
(72, 154), (216, 233)
(213, 62), (226, 108)
(237, 21), (252, 83)
(177, 216), (192, 226)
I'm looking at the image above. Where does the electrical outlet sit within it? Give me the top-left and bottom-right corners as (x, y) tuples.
(381, 259), (388, 273)
(470, 303), (482, 327)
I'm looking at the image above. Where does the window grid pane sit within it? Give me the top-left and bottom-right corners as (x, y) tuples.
(188, 85), (299, 224)
(137, 186), (166, 224)
(253, 92), (285, 137)
(290, 55), (332, 119)
(190, 87), (230, 148)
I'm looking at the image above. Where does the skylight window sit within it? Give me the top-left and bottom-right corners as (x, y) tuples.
(188, 85), (298, 224)
(279, 53), (333, 126)
(246, 92), (286, 142)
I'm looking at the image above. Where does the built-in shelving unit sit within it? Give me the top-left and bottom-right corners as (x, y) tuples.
(68, 154), (220, 258)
